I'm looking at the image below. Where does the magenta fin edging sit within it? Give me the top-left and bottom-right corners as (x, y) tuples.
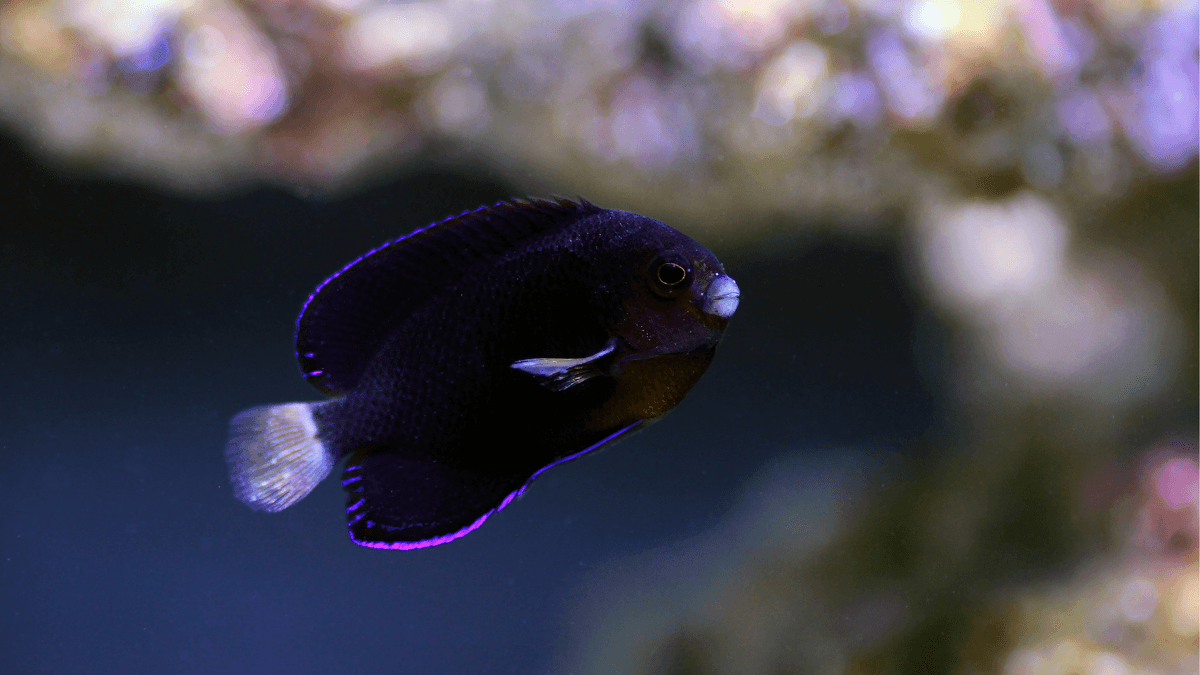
(294, 199), (600, 372)
(516, 422), (642, 498)
(348, 421), (641, 550)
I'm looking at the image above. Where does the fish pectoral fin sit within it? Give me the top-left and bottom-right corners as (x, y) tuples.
(511, 341), (617, 391)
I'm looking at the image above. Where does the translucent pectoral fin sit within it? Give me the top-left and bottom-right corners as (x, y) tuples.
(511, 340), (617, 391)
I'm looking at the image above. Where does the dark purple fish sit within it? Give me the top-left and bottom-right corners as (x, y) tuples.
(226, 198), (740, 550)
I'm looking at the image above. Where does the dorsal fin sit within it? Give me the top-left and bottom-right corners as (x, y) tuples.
(295, 197), (601, 395)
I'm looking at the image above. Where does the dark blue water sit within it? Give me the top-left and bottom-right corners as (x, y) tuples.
(0, 132), (935, 674)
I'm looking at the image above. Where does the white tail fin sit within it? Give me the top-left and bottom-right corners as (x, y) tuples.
(226, 403), (334, 512)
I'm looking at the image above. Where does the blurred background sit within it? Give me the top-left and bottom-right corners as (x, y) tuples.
(0, 0), (1195, 673)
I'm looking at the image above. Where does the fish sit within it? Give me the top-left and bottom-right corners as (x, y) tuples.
(225, 197), (740, 550)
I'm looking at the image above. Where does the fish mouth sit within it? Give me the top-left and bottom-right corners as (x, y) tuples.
(702, 275), (740, 319)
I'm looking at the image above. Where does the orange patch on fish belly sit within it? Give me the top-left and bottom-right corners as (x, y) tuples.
(588, 350), (716, 430)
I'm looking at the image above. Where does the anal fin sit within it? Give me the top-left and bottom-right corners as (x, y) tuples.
(341, 420), (646, 550)
(342, 453), (526, 550)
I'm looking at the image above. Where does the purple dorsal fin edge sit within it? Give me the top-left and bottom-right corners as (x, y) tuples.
(295, 197), (600, 395)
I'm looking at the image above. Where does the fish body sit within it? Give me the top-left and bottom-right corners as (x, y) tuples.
(226, 198), (740, 549)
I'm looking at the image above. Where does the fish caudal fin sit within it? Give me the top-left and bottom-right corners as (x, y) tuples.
(226, 403), (334, 512)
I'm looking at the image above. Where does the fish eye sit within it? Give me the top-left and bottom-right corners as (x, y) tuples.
(647, 252), (692, 298)
(657, 263), (687, 286)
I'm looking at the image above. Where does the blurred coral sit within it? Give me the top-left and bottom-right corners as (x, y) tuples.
(988, 450), (1198, 675)
(558, 445), (1198, 675)
(0, 0), (1194, 222)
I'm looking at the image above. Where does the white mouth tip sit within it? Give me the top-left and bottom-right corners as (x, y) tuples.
(704, 275), (740, 319)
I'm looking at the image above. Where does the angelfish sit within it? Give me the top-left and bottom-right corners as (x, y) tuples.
(226, 198), (740, 550)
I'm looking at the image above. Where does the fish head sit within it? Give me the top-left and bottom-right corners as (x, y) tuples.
(607, 218), (740, 358)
